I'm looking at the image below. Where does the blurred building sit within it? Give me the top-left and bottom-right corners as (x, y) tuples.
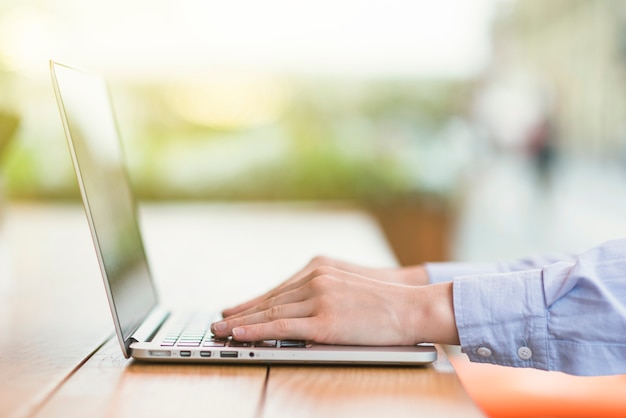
(492, 0), (626, 161)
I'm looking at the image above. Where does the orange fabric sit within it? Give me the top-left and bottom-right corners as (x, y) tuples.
(449, 354), (626, 418)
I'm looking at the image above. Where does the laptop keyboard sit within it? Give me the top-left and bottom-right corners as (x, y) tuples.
(159, 314), (307, 349)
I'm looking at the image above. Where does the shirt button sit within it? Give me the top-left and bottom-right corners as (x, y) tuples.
(518, 346), (533, 360)
(476, 346), (492, 357)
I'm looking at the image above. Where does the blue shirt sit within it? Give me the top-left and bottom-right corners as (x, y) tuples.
(425, 238), (626, 376)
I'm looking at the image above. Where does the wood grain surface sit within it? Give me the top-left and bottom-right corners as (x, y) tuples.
(0, 203), (483, 418)
(0, 205), (111, 418)
(33, 338), (267, 418)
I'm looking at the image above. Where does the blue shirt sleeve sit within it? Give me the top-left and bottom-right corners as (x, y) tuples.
(425, 251), (578, 283)
(425, 239), (626, 376)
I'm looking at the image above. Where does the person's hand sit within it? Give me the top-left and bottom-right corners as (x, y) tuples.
(221, 255), (430, 319)
(211, 264), (459, 346)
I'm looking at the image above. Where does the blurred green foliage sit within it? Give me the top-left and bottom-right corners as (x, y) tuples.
(1, 76), (469, 202)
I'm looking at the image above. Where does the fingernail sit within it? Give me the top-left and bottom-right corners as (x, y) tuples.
(213, 322), (227, 332)
(232, 327), (245, 337)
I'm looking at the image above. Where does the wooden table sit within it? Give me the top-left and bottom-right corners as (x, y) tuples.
(0, 202), (483, 418)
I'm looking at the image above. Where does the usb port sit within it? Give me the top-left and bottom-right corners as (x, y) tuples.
(220, 351), (238, 358)
(180, 351), (192, 357)
(149, 350), (171, 357)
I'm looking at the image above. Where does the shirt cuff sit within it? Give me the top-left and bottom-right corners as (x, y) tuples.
(453, 269), (550, 370)
(424, 262), (500, 284)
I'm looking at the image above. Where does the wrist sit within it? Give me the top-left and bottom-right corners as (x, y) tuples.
(415, 282), (460, 345)
(395, 265), (430, 286)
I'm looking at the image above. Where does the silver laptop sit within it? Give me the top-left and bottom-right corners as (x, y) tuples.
(50, 60), (437, 365)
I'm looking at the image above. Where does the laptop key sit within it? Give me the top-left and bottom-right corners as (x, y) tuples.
(253, 340), (277, 348)
(203, 340), (226, 347)
(279, 340), (307, 348)
(177, 342), (201, 347)
(229, 341), (251, 347)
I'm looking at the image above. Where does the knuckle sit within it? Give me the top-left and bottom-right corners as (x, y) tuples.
(316, 293), (333, 309)
(311, 255), (331, 267)
(260, 296), (276, 311)
(274, 319), (292, 335)
(266, 305), (282, 321)
(309, 274), (333, 291)
(310, 265), (336, 278)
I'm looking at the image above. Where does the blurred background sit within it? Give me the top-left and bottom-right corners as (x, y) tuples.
(2, 0), (626, 265)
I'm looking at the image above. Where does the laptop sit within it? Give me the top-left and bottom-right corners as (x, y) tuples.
(49, 60), (437, 365)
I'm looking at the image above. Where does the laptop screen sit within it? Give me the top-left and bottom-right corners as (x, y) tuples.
(51, 62), (158, 350)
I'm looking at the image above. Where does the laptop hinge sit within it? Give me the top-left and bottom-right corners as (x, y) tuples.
(129, 306), (170, 345)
